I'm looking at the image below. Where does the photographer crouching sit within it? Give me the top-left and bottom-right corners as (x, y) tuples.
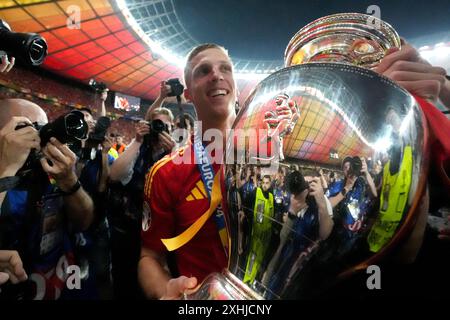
(0, 99), (94, 299)
(108, 105), (175, 299)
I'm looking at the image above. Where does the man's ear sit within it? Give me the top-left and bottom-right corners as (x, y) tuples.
(184, 88), (192, 102)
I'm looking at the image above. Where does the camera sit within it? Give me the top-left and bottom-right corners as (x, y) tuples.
(89, 78), (107, 92)
(143, 119), (169, 146)
(166, 78), (184, 97)
(0, 19), (47, 66)
(16, 110), (88, 172)
(87, 116), (111, 144)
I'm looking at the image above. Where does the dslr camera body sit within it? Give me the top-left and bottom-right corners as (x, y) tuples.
(88, 78), (108, 93)
(0, 19), (47, 66)
(87, 116), (111, 144)
(144, 119), (169, 146)
(166, 78), (184, 97)
(16, 110), (88, 172)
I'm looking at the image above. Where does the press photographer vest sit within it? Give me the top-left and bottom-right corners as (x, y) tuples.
(368, 145), (413, 252)
(244, 188), (274, 284)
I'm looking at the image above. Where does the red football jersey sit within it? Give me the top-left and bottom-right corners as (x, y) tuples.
(141, 144), (228, 282)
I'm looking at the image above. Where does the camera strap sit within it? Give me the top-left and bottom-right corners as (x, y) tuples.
(0, 176), (22, 193)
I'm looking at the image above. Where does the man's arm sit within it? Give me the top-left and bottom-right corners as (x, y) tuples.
(145, 81), (170, 121)
(109, 121), (149, 183)
(309, 178), (334, 240)
(98, 136), (113, 193)
(318, 168), (328, 190)
(361, 157), (377, 198)
(40, 137), (94, 231)
(138, 247), (172, 299)
(138, 247), (198, 299)
(98, 89), (108, 117)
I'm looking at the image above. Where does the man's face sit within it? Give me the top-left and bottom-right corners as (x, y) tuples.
(81, 110), (95, 134)
(184, 48), (236, 123)
(116, 136), (123, 144)
(343, 161), (351, 177)
(262, 177), (271, 192)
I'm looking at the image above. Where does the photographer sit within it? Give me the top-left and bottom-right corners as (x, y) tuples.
(73, 107), (115, 299)
(107, 107), (175, 299)
(324, 156), (377, 259)
(327, 156), (377, 209)
(144, 79), (185, 121)
(263, 171), (333, 298)
(0, 98), (94, 299)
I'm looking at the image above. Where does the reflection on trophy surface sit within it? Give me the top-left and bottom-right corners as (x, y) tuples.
(187, 13), (427, 300)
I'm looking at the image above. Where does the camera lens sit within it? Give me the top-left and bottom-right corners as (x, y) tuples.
(151, 119), (166, 133)
(65, 111), (88, 140)
(29, 37), (47, 65)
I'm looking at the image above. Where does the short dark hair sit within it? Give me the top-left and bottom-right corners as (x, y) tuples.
(262, 175), (271, 181)
(342, 156), (353, 169)
(286, 171), (309, 195)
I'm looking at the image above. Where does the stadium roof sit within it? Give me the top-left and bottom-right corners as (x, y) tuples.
(0, 0), (186, 100)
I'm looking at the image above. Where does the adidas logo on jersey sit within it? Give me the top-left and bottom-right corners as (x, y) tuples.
(186, 180), (207, 201)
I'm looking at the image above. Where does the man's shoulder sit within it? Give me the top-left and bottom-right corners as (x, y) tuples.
(145, 144), (196, 189)
(153, 144), (192, 171)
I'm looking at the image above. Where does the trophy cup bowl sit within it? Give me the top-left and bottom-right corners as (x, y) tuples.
(186, 13), (428, 300)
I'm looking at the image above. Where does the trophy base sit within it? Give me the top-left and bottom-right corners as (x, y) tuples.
(185, 270), (263, 300)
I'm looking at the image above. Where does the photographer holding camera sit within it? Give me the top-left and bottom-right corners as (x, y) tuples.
(324, 156), (377, 256)
(0, 99), (94, 299)
(107, 107), (175, 299)
(71, 106), (116, 299)
(144, 79), (185, 120)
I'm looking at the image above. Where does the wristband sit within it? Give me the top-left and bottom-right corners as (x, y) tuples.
(60, 180), (82, 196)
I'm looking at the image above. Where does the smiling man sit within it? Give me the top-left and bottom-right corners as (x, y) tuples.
(138, 44), (237, 299)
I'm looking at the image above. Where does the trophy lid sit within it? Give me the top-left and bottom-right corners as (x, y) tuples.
(284, 13), (401, 68)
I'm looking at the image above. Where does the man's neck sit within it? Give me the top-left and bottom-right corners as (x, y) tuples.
(200, 113), (236, 144)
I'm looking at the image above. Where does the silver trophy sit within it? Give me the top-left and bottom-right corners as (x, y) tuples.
(187, 13), (427, 299)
